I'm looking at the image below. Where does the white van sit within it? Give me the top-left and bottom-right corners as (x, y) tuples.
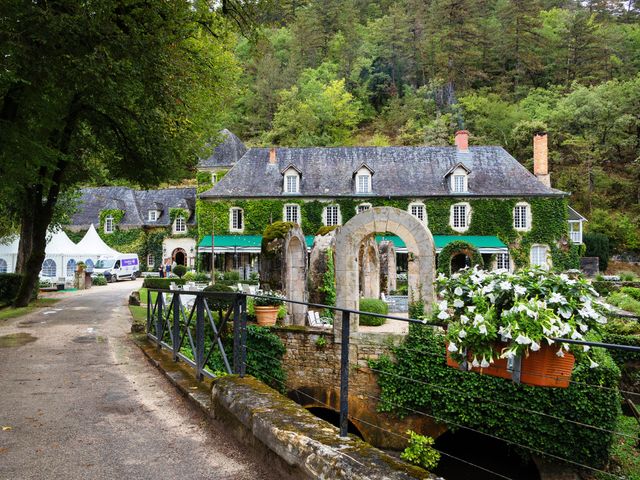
(93, 254), (140, 282)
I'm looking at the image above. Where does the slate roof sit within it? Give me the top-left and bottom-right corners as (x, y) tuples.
(69, 187), (196, 228)
(197, 129), (247, 169)
(200, 146), (566, 199)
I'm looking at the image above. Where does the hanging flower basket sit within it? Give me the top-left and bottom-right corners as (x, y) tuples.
(255, 306), (279, 326)
(437, 267), (608, 389)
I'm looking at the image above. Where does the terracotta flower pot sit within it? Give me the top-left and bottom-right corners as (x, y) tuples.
(255, 306), (279, 326)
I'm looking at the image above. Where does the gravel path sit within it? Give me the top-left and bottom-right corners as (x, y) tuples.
(0, 280), (277, 480)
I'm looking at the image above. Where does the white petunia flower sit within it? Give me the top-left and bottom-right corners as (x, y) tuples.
(556, 348), (565, 358)
(460, 315), (470, 324)
(515, 334), (532, 345)
(467, 306), (476, 312)
(437, 272), (447, 281)
(454, 287), (463, 296)
(474, 313), (484, 324)
(499, 281), (512, 290)
(579, 323), (588, 332)
(478, 324), (487, 335)
(589, 359), (599, 368)
(571, 330), (583, 340)
(454, 299), (464, 309)
(480, 357), (490, 368)
(437, 310), (450, 320)
(549, 292), (566, 304)
(471, 357), (480, 368)
(530, 341), (541, 352)
(439, 300), (448, 311)
(583, 345), (590, 352)
(514, 285), (527, 296)
(447, 342), (458, 352)
(458, 329), (467, 339)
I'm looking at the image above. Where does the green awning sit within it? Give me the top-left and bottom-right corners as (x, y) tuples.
(198, 234), (506, 253)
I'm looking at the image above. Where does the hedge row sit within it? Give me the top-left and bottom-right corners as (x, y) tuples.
(142, 278), (186, 289)
(359, 298), (388, 326)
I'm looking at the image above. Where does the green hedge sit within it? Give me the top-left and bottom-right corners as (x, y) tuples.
(372, 325), (621, 469)
(359, 298), (388, 326)
(0, 273), (23, 306)
(142, 278), (186, 289)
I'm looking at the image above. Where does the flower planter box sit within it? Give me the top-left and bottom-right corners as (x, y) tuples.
(520, 344), (575, 388)
(255, 306), (279, 326)
(446, 343), (575, 388)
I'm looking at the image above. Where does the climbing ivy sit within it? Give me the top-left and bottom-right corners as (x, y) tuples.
(437, 240), (484, 274)
(371, 325), (621, 469)
(318, 247), (336, 319)
(198, 196), (579, 270)
(99, 209), (125, 230)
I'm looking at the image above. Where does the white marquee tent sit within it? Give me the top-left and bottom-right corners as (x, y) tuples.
(0, 224), (121, 278)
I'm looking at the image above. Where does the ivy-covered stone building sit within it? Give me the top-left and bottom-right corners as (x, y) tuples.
(197, 130), (585, 275)
(65, 186), (197, 271)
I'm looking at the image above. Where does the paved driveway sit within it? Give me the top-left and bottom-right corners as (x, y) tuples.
(0, 280), (277, 480)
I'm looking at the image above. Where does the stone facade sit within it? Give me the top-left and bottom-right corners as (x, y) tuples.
(379, 240), (397, 294)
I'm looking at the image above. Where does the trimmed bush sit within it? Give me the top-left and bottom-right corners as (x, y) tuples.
(172, 265), (187, 278)
(584, 232), (610, 272)
(359, 298), (388, 326)
(203, 283), (234, 310)
(92, 274), (108, 286)
(142, 277), (186, 289)
(0, 273), (23, 306)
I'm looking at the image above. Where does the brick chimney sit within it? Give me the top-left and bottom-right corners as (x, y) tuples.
(269, 147), (276, 165)
(455, 130), (469, 152)
(533, 133), (550, 187)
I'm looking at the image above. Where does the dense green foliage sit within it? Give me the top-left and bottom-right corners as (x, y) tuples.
(608, 292), (640, 316)
(584, 232), (611, 271)
(358, 297), (388, 326)
(401, 430), (440, 471)
(172, 265), (187, 278)
(91, 274), (108, 286)
(318, 248), (336, 318)
(371, 325), (621, 468)
(142, 278), (186, 290)
(226, 0), (640, 252)
(0, 273), (24, 306)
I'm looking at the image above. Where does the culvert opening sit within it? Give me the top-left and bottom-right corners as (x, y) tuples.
(433, 429), (539, 480)
(306, 407), (364, 440)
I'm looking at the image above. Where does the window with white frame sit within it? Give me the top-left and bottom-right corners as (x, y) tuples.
(42, 258), (56, 277)
(530, 245), (549, 268)
(148, 210), (158, 222)
(284, 204), (300, 224)
(0, 258), (7, 274)
(496, 253), (510, 271)
(230, 207), (244, 232)
(356, 174), (371, 194)
(285, 174), (299, 194)
(174, 215), (186, 233)
(324, 205), (340, 226)
(104, 215), (114, 234)
(513, 203), (531, 231)
(409, 202), (427, 223)
(451, 203), (470, 231)
(211, 172), (217, 184)
(356, 203), (371, 214)
(147, 254), (155, 267)
(453, 175), (466, 193)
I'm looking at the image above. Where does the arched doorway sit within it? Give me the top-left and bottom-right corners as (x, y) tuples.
(451, 253), (470, 272)
(334, 206), (436, 334)
(285, 234), (307, 325)
(172, 248), (187, 266)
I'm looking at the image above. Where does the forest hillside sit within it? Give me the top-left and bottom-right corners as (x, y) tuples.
(222, 0), (640, 253)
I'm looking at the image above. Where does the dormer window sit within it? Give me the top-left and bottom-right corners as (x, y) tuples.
(281, 165), (302, 194)
(148, 210), (159, 222)
(446, 163), (470, 194)
(173, 215), (186, 234)
(353, 164), (374, 194)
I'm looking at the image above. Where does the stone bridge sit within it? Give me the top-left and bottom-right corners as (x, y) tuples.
(272, 326), (446, 449)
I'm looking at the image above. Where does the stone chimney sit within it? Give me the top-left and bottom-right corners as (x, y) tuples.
(455, 130), (469, 152)
(269, 147), (277, 165)
(533, 133), (550, 187)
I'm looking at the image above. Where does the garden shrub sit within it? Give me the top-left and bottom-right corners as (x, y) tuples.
(401, 430), (440, 470)
(607, 292), (640, 316)
(172, 265), (187, 278)
(371, 325), (621, 469)
(584, 232), (610, 272)
(203, 283), (234, 310)
(92, 274), (108, 286)
(359, 298), (388, 326)
(620, 287), (640, 301)
(618, 271), (637, 282)
(0, 273), (23, 306)
(142, 278), (186, 289)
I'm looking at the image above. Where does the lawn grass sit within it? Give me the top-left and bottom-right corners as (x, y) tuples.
(608, 292), (640, 316)
(598, 414), (640, 480)
(0, 298), (61, 322)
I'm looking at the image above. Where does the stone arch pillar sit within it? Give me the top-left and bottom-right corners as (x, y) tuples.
(358, 236), (380, 299)
(260, 223), (308, 326)
(379, 240), (396, 294)
(334, 207), (436, 335)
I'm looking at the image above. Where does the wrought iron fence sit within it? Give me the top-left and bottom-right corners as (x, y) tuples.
(146, 288), (640, 479)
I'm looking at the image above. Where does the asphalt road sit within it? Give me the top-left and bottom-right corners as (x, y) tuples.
(0, 280), (278, 480)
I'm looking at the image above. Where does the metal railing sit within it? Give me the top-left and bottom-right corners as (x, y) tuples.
(146, 289), (640, 479)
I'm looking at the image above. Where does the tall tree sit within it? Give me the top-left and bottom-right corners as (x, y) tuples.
(0, 0), (239, 306)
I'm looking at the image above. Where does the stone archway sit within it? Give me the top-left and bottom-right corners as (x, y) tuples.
(358, 236), (380, 299)
(285, 234), (307, 325)
(334, 206), (436, 334)
(172, 248), (187, 266)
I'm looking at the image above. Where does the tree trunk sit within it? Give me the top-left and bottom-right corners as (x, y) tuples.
(15, 191), (36, 273)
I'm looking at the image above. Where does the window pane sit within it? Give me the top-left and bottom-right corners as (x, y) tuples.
(514, 205), (527, 229)
(286, 175), (298, 193)
(410, 204), (425, 221)
(453, 205), (467, 228)
(326, 206), (339, 226)
(0, 258), (8, 273)
(42, 259), (56, 277)
(454, 175), (465, 193)
(357, 203), (370, 213)
(231, 208), (243, 230)
(285, 205), (300, 224)
(496, 253), (509, 270)
(357, 175), (369, 193)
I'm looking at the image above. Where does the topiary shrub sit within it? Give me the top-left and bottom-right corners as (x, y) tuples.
(0, 273), (24, 306)
(584, 232), (610, 272)
(172, 265), (187, 278)
(359, 298), (388, 326)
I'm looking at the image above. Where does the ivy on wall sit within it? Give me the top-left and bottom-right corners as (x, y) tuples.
(437, 240), (484, 274)
(371, 325), (621, 469)
(98, 209), (125, 230)
(197, 195), (579, 270)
